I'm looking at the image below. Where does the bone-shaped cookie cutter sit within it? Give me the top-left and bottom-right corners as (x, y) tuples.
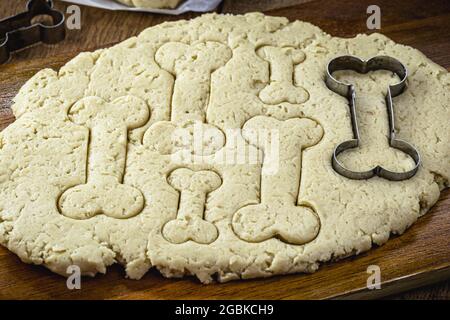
(0, 0), (65, 64)
(325, 55), (421, 181)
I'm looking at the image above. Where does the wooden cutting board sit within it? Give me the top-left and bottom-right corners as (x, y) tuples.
(0, 0), (449, 300)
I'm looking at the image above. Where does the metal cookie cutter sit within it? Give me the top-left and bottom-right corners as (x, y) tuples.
(0, 0), (65, 64)
(325, 55), (421, 181)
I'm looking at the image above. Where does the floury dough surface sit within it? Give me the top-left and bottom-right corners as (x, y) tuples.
(115, 0), (182, 9)
(0, 13), (448, 283)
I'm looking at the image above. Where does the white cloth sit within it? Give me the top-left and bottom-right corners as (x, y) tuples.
(60, 0), (222, 15)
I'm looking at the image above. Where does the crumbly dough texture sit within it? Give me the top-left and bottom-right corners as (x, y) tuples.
(0, 13), (448, 283)
(115, 0), (182, 9)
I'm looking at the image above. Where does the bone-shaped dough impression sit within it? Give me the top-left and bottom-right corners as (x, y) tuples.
(144, 41), (231, 156)
(232, 116), (323, 245)
(59, 96), (150, 219)
(155, 41), (232, 123)
(163, 168), (221, 244)
(257, 46), (309, 105)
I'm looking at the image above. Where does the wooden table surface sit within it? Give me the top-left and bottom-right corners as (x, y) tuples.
(0, 0), (449, 299)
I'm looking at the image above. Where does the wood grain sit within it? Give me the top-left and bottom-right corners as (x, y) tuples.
(0, 0), (449, 299)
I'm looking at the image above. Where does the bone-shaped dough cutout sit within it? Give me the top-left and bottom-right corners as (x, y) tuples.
(232, 116), (323, 245)
(155, 41), (232, 123)
(257, 46), (309, 105)
(144, 42), (231, 156)
(59, 96), (150, 219)
(162, 168), (221, 244)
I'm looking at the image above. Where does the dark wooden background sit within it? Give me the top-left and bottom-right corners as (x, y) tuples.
(0, 0), (449, 299)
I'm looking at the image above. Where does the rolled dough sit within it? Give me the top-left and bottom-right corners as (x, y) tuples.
(0, 13), (448, 283)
